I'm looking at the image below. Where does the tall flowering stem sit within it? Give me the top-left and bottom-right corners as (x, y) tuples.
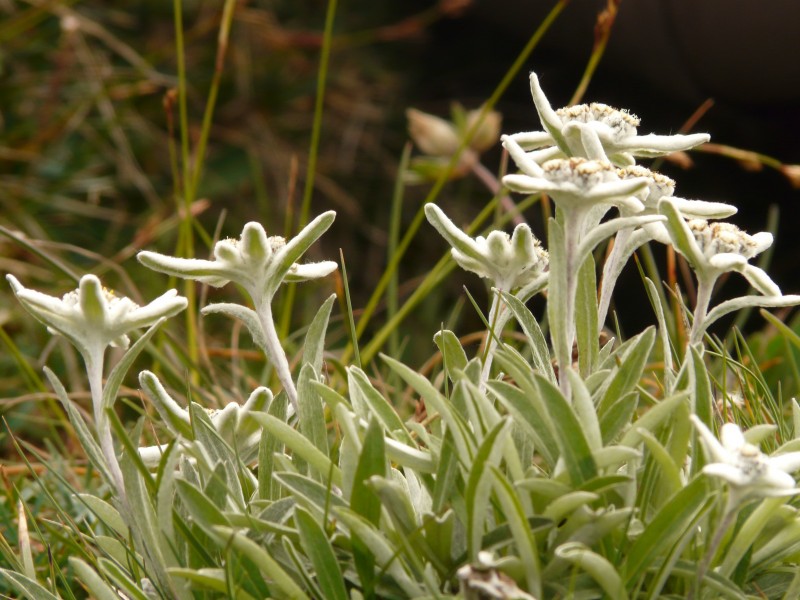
(6, 274), (187, 502)
(425, 203), (548, 388)
(138, 213), (337, 412)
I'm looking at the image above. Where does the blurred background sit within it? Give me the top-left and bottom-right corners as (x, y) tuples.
(2, 0), (800, 443)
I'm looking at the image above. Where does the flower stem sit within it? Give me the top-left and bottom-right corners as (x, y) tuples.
(480, 285), (511, 389)
(86, 355), (127, 505)
(597, 228), (633, 331)
(690, 277), (715, 345)
(257, 301), (298, 413)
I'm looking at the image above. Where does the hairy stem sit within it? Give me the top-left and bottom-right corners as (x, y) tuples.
(257, 300), (298, 412)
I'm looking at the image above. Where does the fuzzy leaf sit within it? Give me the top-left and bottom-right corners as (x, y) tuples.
(295, 507), (348, 600)
(251, 412), (342, 487)
(434, 329), (469, 380)
(302, 293), (336, 375)
(70, 557), (121, 600)
(499, 291), (556, 384)
(201, 303), (268, 350)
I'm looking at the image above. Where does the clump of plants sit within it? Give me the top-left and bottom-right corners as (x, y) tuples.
(4, 56), (800, 600)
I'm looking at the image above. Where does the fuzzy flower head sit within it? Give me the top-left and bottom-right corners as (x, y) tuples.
(7, 274), (187, 359)
(138, 370), (271, 466)
(503, 156), (648, 215)
(691, 415), (800, 502)
(425, 203), (548, 294)
(659, 198), (779, 295)
(503, 72), (709, 166)
(138, 213), (337, 305)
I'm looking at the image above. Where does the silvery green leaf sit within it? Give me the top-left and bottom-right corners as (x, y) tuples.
(543, 491), (599, 523)
(77, 494), (128, 538)
(297, 363), (328, 457)
(138, 370), (192, 438)
(0, 570), (60, 600)
(295, 507), (348, 600)
(302, 293), (336, 375)
(659, 198), (706, 271)
(347, 366), (415, 446)
(434, 329), (468, 380)
(704, 295), (800, 332)
(565, 369), (601, 451)
(212, 526), (308, 599)
(251, 412), (342, 488)
(200, 303), (268, 350)
(554, 543), (628, 600)
(69, 557), (121, 600)
(576, 214), (666, 263)
(465, 419), (512, 559)
(498, 291), (555, 384)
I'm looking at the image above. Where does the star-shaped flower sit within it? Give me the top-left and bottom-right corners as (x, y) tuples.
(6, 274), (187, 357)
(503, 72), (709, 166)
(503, 157), (648, 216)
(691, 415), (800, 502)
(659, 199), (778, 296)
(425, 203), (548, 295)
(137, 213), (337, 306)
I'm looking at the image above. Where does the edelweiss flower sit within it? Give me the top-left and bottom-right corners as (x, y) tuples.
(659, 199), (777, 296)
(425, 203), (548, 295)
(6, 274), (187, 356)
(503, 72), (709, 165)
(691, 415), (800, 501)
(137, 213), (337, 305)
(138, 370), (271, 466)
(503, 157), (648, 215)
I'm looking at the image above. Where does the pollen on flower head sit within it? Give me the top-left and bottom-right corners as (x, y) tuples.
(556, 103), (639, 140)
(269, 236), (286, 252)
(618, 165), (675, 205)
(542, 157), (618, 188)
(688, 220), (764, 258)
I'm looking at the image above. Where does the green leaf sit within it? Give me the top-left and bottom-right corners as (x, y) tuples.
(302, 293), (336, 374)
(623, 476), (713, 586)
(258, 392), (288, 501)
(637, 429), (684, 501)
(546, 217), (570, 376)
(566, 369), (602, 451)
(534, 374), (597, 485)
(382, 354), (476, 461)
(598, 327), (655, 418)
(274, 472), (348, 516)
(0, 570), (60, 600)
(201, 303), (268, 350)
(212, 526), (308, 599)
(348, 366), (415, 446)
(689, 344), (713, 427)
(488, 368), (558, 467)
(176, 478), (230, 533)
(103, 318), (166, 410)
(489, 466), (542, 598)
(43, 367), (113, 485)
(251, 413), (342, 488)
(466, 419), (512, 559)
(334, 507), (425, 598)
(555, 543), (628, 600)
(77, 494), (128, 538)
(620, 393), (688, 448)
(598, 391), (638, 445)
(351, 418), (386, 598)
(575, 253), (599, 376)
(297, 363), (328, 457)
(499, 290), (556, 384)
(434, 328), (468, 380)
(644, 277), (674, 390)
(295, 507), (348, 600)
(70, 557), (120, 600)
(97, 558), (150, 600)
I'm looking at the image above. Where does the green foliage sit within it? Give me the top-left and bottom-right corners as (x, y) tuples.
(4, 1), (800, 599)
